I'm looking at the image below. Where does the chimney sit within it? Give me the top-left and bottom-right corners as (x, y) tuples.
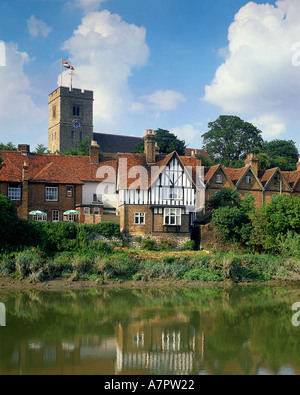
(18, 144), (30, 155)
(22, 161), (29, 182)
(144, 129), (156, 164)
(89, 141), (100, 163)
(245, 153), (258, 176)
(297, 156), (300, 171)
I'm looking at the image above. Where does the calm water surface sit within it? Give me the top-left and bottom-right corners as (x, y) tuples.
(0, 284), (299, 375)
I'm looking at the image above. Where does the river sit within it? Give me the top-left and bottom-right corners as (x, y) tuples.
(0, 284), (299, 375)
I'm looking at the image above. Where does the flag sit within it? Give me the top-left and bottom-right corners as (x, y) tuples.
(62, 59), (74, 70)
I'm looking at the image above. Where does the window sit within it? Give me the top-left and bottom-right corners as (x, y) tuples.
(94, 207), (100, 216)
(164, 208), (181, 226)
(71, 131), (74, 139)
(93, 194), (102, 203)
(84, 207), (90, 215)
(79, 131), (82, 141)
(163, 188), (183, 200)
(134, 212), (145, 225)
(52, 210), (59, 222)
(216, 174), (223, 184)
(52, 105), (56, 119)
(8, 185), (21, 201)
(246, 176), (252, 185)
(33, 213), (47, 222)
(67, 186), (73, 197)
(46, 186), (58, 201)
(73, 106), (80, 116)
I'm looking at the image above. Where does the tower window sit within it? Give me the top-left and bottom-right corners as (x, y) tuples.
(73, 106), (80, 116)
(79, 131), (82, 141)
(52, 105), (56, 119)
(71, 131), (74, 139)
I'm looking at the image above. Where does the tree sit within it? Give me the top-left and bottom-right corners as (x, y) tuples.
(207, 188), (242, 211)
(34, 144), (49, 154)
(0, 142), (17, 151)
(0, 194), (19, 245)
(262, 140), (299, 171)
(132, 129), (186, 155)
(202, 115), (263, 166)
(61, 137), (103, 157)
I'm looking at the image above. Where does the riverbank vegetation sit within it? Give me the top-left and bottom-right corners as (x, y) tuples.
(0, 192), (299, 285)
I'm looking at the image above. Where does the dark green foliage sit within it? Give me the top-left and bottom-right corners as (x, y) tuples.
(0, 194), (19, 246)
(132, 129), (186, 156)
(207, 188), (242, 210)
(202, 115), (263, 166)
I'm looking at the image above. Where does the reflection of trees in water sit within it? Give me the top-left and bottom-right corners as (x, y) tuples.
(1, 285), (299, 375)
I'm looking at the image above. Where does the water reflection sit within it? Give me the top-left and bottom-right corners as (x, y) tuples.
(0, 285), (299, 375)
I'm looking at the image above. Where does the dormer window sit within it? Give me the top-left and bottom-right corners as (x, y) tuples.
(216, 174), (223, 184)
(246, 176), (252, 185)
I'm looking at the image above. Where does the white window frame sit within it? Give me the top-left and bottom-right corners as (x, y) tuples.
(164, 208), (181, 226)
(46, 186), (58, 202)
(52, 210), (60, 222)
(246, 176), (252, 185)
(33, 213), (47, 222)
(83, 207), (90, 215)
(94, 207), (100, 216)
(8, 187), (21, 201)
(93, 193), (102, 203)
(67, 186), (73, 197)
(216, 174), (223, 184)
(134, 212), (145, 225)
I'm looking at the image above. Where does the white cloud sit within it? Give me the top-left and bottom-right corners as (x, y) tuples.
(72, 0), (107, 13)
(170, 124), (202, 146)
(249, 114), (286, 139)
(203, 0), (300, 139)
(0, 42), (47, 141)
(132, 89), (186, 116)
(59, 10), (150, 128)
(27, 15), (52, 38)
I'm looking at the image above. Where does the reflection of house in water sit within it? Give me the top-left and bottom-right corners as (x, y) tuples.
(115, 314), (204, 375)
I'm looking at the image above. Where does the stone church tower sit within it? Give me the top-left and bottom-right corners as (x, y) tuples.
(48, 86), (94, 153)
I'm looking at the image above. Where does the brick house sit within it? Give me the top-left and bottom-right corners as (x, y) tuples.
(0, 143), (118, 224)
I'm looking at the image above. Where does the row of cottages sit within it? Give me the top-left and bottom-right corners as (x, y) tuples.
(1, 131), (300, 246)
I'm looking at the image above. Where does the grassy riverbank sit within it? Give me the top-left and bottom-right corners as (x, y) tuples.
(1, 242), (300, 286)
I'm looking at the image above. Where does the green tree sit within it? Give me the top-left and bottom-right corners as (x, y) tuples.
(132, 129), (186, 155)
(0, 194), (19, 246)
(61, 137), (103, 157)
(250, 195), (300, 253)
(34, 144), (49, 154)
(0, 142), (17, 151)
(202, 115), (263, 166)
(207, 188), (242, 211)
(262, 139), (298, 170)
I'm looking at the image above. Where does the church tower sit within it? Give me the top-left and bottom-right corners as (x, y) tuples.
(48, 86), (94, 153)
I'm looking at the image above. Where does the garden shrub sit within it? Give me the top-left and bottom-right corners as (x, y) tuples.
(141, 238), (157, 251)
(181, 240), (196, 251)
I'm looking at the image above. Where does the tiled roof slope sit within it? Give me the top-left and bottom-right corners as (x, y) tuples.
(0, 151), (118, 184)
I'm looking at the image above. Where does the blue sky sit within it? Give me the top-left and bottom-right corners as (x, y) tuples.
(0, 0), (299, 153)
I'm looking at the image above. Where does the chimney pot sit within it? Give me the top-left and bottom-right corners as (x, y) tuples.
(144, 129), (156, 164)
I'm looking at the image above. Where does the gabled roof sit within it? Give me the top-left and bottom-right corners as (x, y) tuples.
(0, 151), (118, 184)
(226, 165), (263, 190)
(281, 170), (300, 192)
(259, 167), (292, 191)
(204, 164), (235, 188)
(117, 151), (201, 190)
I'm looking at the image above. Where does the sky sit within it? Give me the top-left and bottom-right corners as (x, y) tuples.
(0, 0), (299, 152)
